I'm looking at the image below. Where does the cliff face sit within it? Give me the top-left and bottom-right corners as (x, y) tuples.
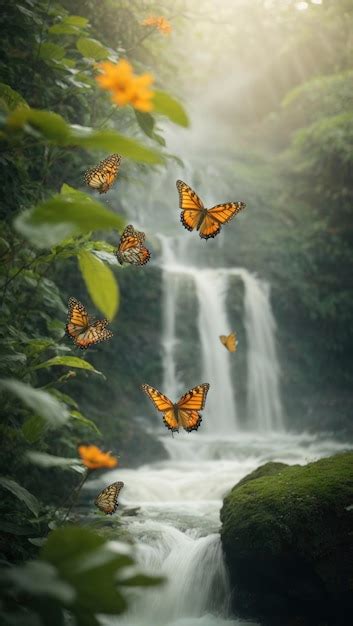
(220, 454), (353, 625)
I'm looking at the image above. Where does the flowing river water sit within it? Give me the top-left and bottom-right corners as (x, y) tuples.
(97, 431), (347, 626)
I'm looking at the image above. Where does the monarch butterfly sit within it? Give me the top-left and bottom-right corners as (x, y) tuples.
(115, 224), (151, 266)
(84, 154), (121, 194)
(95, 481), (124, 515)
(141, 383), (210, 433)
(219, 332), (238, 353)
(176, 180), (246, 240)
(66, 297), (113, 349)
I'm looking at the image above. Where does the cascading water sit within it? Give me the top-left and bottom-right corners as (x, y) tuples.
(157, 236), (283, 432)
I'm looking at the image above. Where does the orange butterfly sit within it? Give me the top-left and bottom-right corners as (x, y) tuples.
(95, 481), (124, 515)
(141, 383), (210, 433)
(176, 180), (246, 239)
(115, 224), (151, 266)
(219, 332), (238, 353)
(66, 297), (113, 349)
(84, 154), (121, 193)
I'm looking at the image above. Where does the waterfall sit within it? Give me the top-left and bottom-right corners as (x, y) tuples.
(120, 522), (230, 626)
(158, 238), (283, 432)
(233, 269), (283, 431)
(194, 270), (238, 432)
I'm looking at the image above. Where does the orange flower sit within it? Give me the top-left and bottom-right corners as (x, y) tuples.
(142, 15), (172, 35)
(78, 444), (118, 470)
(96, 59), (155, 112)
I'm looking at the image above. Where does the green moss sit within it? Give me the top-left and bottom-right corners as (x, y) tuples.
(234, 461), (290, 488)
(221, 452), (353, 557)
(221, 452), (353, 623)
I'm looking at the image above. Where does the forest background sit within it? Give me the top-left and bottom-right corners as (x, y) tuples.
(0, 0), (352, 625)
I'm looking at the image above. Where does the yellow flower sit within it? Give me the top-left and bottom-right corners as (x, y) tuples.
(78, 444), (118, 470)
(96, 59), (155, 112)
(142, 15), (172, 35)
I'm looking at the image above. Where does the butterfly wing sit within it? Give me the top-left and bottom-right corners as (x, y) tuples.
(115, 225), (151, 266)
(66, 298), (112, 349)
(176, 180), (205, 233)
(66, 297), (89, 340)
(176, 383), (210, 432)
(220, 332), (238, 352)
(74, 320), (113, 349)
(84, 154), (121, 194)
(198, 201), (246, 240)
(95, 481), (124, 515)
(141, 384), (178, 431)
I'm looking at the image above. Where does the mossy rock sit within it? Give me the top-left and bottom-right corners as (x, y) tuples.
(220, 452), (353, 625)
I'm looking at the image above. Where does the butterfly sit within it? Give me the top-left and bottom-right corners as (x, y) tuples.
(95, 481), (124, 515)
(115, 224), (151, 266)
(84, 154), (121, 193)
(176, 180), (246, 240)
(66, 297), (113, 349)
(219, 332), (238, 353)
(141, 383), (210, 433)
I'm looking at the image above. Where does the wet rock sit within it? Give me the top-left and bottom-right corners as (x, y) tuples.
(220, 453), (353, 625)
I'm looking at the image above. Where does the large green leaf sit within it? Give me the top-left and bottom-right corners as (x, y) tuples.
(0, 476), (40, 517)
(7, 108), (70, 142)
(153, 90), (189, 127)
(7, 561), (75, 604)
(39, 43), (66, 61)
(34, 356), (102, 375)
(78, 251), (119, 320)
(0, 379), (69, 427)
(70, 410), (101, 435)
(69, 126), (164, 164)
(6, 108), (164, 163)
(0, 82), (28, 111)
(134, 110), (166, 146)
(14, 192), (125, 248)
(76, 37), (110, 60)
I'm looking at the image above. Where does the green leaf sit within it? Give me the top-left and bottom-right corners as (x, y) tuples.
(0, 378), (69, 427)
(70, 410), (101, 435)
(14, 192), (125, 248)
(34, 356), (102, 375)
(76, 37), (110, 60)
(0, 82), (29, 111)
(68, 126), (164, 164)
(5, 108), (164, 163)
(39, 42), (66, 61)
(153, 90), (189, 127)
(0, 476), (40, 517)
(65, 15), (89, 27)
(49, 23), (82, 35)
(42, 528), (132, 615)
(134, 110), (166, 146)
(78, 251), (119, 320)
(7, 561), (75, 604)
(27, 451), (82, 471)
(22, 414), (47, 443)
(7, 108), (70, 142)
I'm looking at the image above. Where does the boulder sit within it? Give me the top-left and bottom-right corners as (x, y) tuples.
(220, 453), (353, 625)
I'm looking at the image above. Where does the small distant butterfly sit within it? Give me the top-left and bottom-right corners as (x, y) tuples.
(219, 332), (238, 353)
(141, 383), (210, 433)
(66, 297), (113, 349)
(84, 154), (121, 194)
(95, 481), (124, 515)
(115, 224), (151, 266)
(176, 180), (246, 240)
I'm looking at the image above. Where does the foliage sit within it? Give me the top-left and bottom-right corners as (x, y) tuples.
(0, 0), (184, 621)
